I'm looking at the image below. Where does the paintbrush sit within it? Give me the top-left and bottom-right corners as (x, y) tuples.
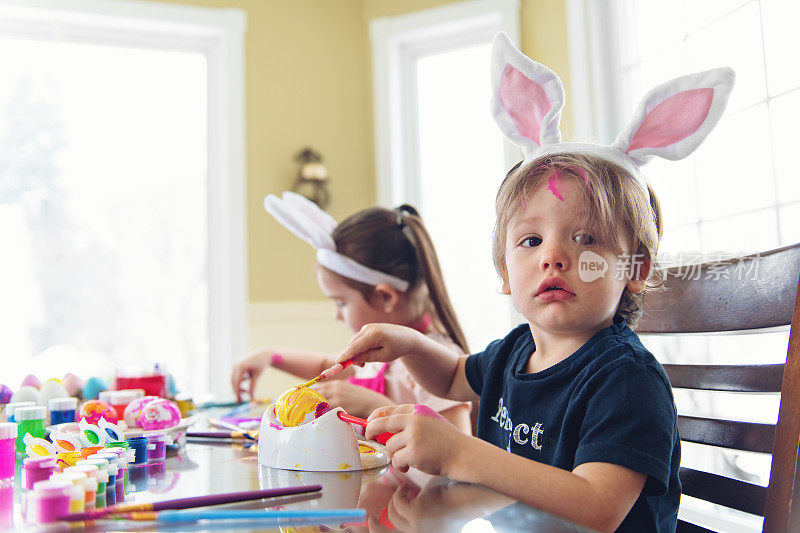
(337, 412), (394, 445)
(58, 485), (322, 522)
(116, 508), (366, 523)
(187, 430), (258, 441)
(297, 359), (355, 388)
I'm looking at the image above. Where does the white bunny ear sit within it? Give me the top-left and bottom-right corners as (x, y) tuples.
(490, 32), (565, 157)
(614, 67), (735, 163)
(263, 192), (336, 250)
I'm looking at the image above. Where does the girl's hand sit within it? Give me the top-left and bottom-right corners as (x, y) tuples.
(311, 380), (395, 418)
(336, 324), (427, 367)
(365, 404), (470, 477)
(230, 352), (273, 402)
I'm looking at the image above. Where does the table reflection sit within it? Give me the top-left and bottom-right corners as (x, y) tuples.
(2, 436), (586, 532)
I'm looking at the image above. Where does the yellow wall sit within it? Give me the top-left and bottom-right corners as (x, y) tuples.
(150, 0), (569, 303)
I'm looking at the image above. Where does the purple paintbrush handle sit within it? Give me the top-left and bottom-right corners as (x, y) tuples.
(60, 485), (322, 522)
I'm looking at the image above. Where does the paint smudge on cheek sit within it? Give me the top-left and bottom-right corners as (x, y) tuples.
(413, 404), (444, 420)
(270, 353), (284, 365)
(546, 170), (565, 201)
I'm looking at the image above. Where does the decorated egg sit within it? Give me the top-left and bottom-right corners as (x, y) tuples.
(275, 386), (327, 427)
(82, 377), (108, 400)
(139, 398), (181, 430)
(123, 396), (159, 428)
(0, 384), (12, 404)
(62, 373), (85, 398)
(37, 379), (69, 407)
(20, 374), (41, 389)
(78, 399), (118, 425)
(10, 386), (39, 404)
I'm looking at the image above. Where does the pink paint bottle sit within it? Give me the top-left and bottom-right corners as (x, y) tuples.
(0, 423), (17, 480)
(22, 456), (56, 490)
(31, 479), (72, 522)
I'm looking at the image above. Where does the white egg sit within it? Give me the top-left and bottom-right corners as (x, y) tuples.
(10, 385), (39, 404)
(37, 379), (69, 407)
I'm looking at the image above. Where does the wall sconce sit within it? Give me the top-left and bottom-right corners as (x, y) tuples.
(292, 147), (330, 209)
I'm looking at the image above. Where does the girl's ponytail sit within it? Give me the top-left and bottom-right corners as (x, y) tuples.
(396, 205), (470, 354)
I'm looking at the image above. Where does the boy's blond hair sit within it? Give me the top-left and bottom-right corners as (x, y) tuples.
(493, 153), (663, 327)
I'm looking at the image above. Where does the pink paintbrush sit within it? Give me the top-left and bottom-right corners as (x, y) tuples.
(297, 359), (355, 388)
(337, 412), (394, 445)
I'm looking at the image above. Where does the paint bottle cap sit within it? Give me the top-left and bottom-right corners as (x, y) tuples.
(23, 456), (56, 470)
(63, 465), (99, 480)
(14, 406), (46, 421)
(4, 401), (35, 417)
(48, 397), (78, 411)
(32, 478), (72, 497)
(0, 423), (17, 439)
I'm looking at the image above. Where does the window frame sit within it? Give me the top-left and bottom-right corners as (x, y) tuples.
(0, 0), (248, 398)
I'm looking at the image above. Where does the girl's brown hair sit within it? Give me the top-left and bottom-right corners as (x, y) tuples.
(331, 205), (469, 353)
(493, 154), (663, 327)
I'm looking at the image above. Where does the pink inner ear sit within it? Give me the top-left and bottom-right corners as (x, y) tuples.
(627, 88), (714, 152)
(499, 63), (551, 144)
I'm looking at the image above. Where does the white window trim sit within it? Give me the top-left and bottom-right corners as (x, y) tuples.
(0, 0), (248, 398)
(370, 0), (521, 208)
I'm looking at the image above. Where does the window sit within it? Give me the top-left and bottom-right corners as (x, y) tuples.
(0, 1), (246, 399)
(569, 1), (796, 530)
(371, 0), (521, 352)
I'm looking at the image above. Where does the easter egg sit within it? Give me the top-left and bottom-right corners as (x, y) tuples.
(10, 386), (39, 404)
(0, 384), (12, 404)
(139, 398), (181, 430)
(275, 386), (327, 427)
(37, 379), (69, 407)
(123, 396), (159, 428)
(82, 377), (108, 400)
(20, 374), (41, 389)
(78, 399), (118, 425)
(61, 373), (85, 397)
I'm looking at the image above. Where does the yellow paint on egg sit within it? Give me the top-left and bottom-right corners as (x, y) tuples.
(275, 386), (327, 427)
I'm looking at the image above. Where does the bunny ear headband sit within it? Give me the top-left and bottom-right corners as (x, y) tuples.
(264, 191), (411, 292)
(490, 32), (735, 194)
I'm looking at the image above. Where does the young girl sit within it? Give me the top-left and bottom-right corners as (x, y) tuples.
(334, 33), (734, 532)
(231, 192), (472, 433)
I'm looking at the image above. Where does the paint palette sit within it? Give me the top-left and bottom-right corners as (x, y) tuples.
(258, 405), (390, 472)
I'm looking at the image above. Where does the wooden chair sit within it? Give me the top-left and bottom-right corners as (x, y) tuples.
(637, 243), (800, 533)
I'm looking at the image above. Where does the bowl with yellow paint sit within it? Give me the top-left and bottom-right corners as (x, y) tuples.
(258, 404), (372, 472)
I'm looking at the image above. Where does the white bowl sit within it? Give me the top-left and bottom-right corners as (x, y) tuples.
(258, 405), (365, 472)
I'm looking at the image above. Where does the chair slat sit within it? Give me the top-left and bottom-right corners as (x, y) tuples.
(637, 244), (800, 334)
(663, 364), (784, 392)
(680, 467), (766, 516)
(678, 416), (775, 454)
(676, 519), (716, 533)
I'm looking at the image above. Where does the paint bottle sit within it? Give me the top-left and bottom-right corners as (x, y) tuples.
(48, 472), (86, 514)
(62, 465), (99, 506)
(126, 436), (149, 464)
(3, 401), (34, 423)
(22, 456), (56, 490)
(0, 423), (17, 480)
(146, 432), (172, 461)
(31, 479), (72, 522)
(73, 461), (108, 508)
(15, 406), (46, 453)
(48, 397), (78, 426)
(79, 446), (104, 459)
(99, 390), (139, 421)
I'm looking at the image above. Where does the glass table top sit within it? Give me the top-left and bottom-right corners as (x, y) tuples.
(1, 423), (587, 532)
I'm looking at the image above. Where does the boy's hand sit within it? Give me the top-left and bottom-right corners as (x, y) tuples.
(336, 323), (427, 367)
(311, 380), (395, 418)
(365, 404), (470, 477)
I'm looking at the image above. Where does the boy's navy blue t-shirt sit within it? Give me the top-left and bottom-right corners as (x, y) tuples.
(465, 319), (681, 532)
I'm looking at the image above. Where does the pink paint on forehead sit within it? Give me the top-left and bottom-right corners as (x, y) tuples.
(413, 404), (443, 419)
(546, 170), (565, 201)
